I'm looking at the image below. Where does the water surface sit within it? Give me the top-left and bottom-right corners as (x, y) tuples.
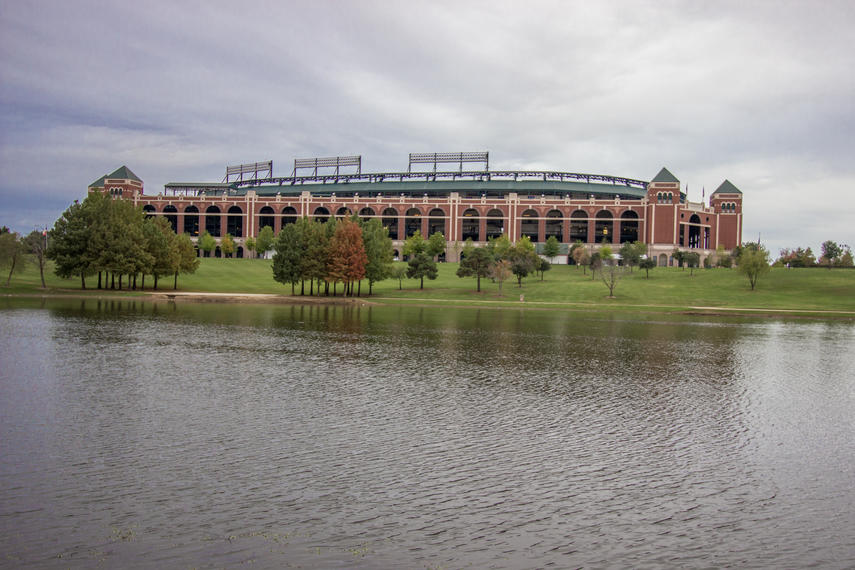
(1, 299), (853, 568)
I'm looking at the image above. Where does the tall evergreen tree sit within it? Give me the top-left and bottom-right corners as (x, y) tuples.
(272, 222), (305, 294)
(361, 218), (393, 295)
(174, 233), (200, 289)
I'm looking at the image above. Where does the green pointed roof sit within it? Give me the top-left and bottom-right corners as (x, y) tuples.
(106, 165), (141, 182)
(89, 174), (108, 188)
(651, 167), (679, 183)
(711, 179), (742, 195)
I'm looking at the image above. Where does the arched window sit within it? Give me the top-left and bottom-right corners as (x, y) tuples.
(335, 207), (352, 219)
(428, 208), (445, 237)
(595, 210), (613, 242)
(688, 213), (701, 248)
(405, 208), (422, 238)
(143, 205), (156, 218)
(359, 207), (375, 219)
(282, 206), (298, 226)
(461, 208), (479, 241)
(184, 205), (199, 236)
(545, 210), (563, 242)
(486, 208), (504, 240)
(520, 209), (539, 242)
(313, 206), (330, 223)
(619, 210), (639, 243)
(259, 206), (275, 231)
(163, 205), (178, 233)
(570, 210), (588, 243)
(382, 208), (398, 239)
(205, 205), (221, 237)
(227, 206), (243, 237)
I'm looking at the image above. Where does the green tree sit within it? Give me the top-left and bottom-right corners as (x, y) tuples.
(601, 263), (625, 297)
(173, 233), (200, 289)
(47, 196), (99, 288)
(0, 231), (25, 286)
(456, 246), (493, 292)
(221, 233), (236, 258)
(672, 248), (686, 269)
(403, 230), (427, 257)
(391, 265), (407, 289)
(542, 235), (560, 263)
(23, 230), (48, 288)
(244, 236), (256, 258)
(737, 243), (771, 290)
(684, 251), (700, 276)
(272, 223), (305, 295)
(361, 218), (393, 295)
(91, 196), (149, 289)
(461, 237), (476, 260)
(406, 251), (438, 289)
(142, 216), (176, 290)
(486, 234), (512, 262)
(427, 232), (447, 260)
(820, 240), (842, 269)
(639, 256), (656, 278)
(619, 241), (645, 272)
(839, 246), (854, 268)
(507, 238), (538, 287)
(198, 231), (216, 257)
(536, 256), (551, 281)
(255, 225), (275, 258)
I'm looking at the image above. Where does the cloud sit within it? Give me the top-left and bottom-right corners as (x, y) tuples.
(1, 0), (854, 254)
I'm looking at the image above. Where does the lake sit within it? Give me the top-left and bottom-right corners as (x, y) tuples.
(1, 298), (853, 568)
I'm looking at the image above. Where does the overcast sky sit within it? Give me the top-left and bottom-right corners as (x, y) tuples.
(1, 0), (853, 255)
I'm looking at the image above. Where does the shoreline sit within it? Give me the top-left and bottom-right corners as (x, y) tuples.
(4, 290), (855, 319)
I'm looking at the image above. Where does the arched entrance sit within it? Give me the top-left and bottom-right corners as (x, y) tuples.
(620, 211), (639, 243)
(405, 208), (421, 238)
(486, 209), (504, 239)
(163, 205), (178, 233)
(259, 206), (275, 231)
(520, 209), (539, 241)
(688, 214), (701, 248)
(282, 206), (298, 226)
(313, 207), (330, 223)
(143, 205), (156, 218)
(184, 206), (199, 236)
(570, 210), (588, 243)
(205, 205), (221, 237)
(227, 206), (243, 237)
(428, 208), (445, 236)
(595, 210), (613, 243)
(461, 208), (479, 241)
(382, 208), (398, 239)
(545, 210), (563, 242)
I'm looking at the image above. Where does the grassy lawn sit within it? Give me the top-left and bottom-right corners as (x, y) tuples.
(4, 258), (855, 315)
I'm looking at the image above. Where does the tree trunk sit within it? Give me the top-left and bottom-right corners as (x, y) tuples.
(174, 272), (178, 290)
(154, 274), (159, 290)
(118, 274), (123, 290)
(39, 260), (46, 288)
(81, 272), (86, 290)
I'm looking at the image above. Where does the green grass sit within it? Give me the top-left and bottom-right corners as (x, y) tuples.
(4, 258), (855, 316)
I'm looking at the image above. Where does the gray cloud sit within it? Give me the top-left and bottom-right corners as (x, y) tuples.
(1, 0), (853, 253)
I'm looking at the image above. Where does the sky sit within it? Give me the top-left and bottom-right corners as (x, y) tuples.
(1, 0), (853, 256)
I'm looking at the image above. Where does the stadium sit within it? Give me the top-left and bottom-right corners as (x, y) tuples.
(89, 152), (743, 265)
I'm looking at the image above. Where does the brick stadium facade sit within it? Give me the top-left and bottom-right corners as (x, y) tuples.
(89, 158), (743, 266)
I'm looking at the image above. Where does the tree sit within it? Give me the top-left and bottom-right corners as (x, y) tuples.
(326, 219), (367, 296)
(244, 236), (256, 258)
(272, 223), (304, 295)
(589, 251), (602, 279)
(427, 232), (446, 260)
(173, 233), (200, 289)
(456, 246), (493, 292)
(599, 243), (613, 264)
(839, 246), (854, 268)
(485, 234), (512, 262)
(142, 216), (176, 290)
(406, 251), (438, 289)
(572, 244), (590, 274)
(639, 256), (656, 278)
(672, 248), (686, 269)
(403, 230), (427, 257)
(601, 263), (625, 297)
(361, 218), (393, 295)
(220, 233), (236, 258)
(507, 238), (538, 287)
(47, 196), (100, 288)
(619, 241), (645, 272)
(820, 240), (842, 269)
(536, 257), (551, 280)
(542, 235), (560, 263)
(0, 231), (25, 286)
(23, 230), (48, 288)
(776, 247), (815, 268)
(255, 225), (275, 259)
(491, 259), (512, 295)
(461, 237), (475, 260)
(198, 231), (216, 257)
(90, 196), (149, 289)
(684, 252), (700, 276)
(391, 265), (407, 289)
(737, 243), (771, 290)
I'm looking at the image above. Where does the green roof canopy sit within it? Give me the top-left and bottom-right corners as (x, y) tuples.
(106, 165), (141, 182)
(711, 179), (742, 195)
(651, 167), (679, 183)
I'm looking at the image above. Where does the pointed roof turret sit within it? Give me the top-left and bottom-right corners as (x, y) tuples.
(106, 165), (142, 182)
(89, 174), (108, 188)
(711, 179), (742, 195)
(651, 167), (679, 183)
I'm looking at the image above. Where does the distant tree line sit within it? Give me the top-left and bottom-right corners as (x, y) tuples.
(456, 235), (549, 294)
(46, 192), (199, 290)
(775, 241), (853, 269)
